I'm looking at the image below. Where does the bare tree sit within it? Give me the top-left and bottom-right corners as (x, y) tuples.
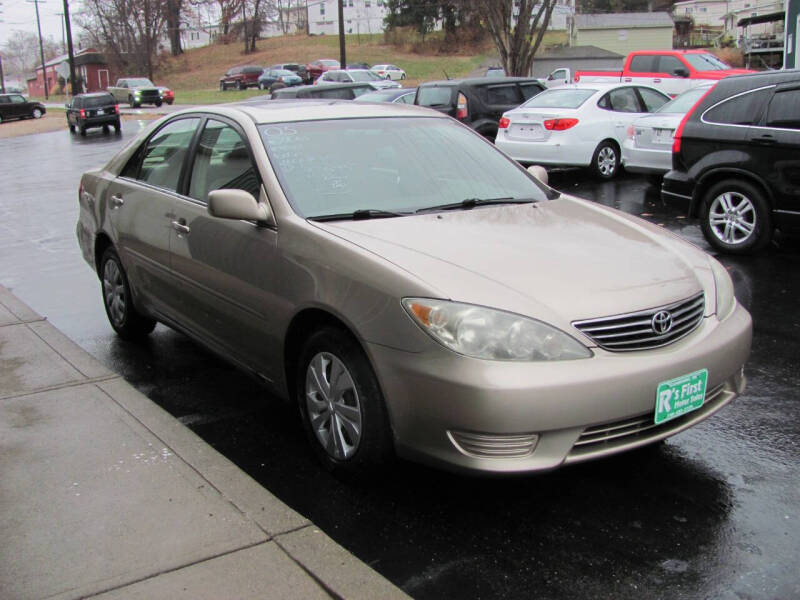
(477, 0), (558, 76)
(1, 31), (61, 81)
(80, 0), (168, 80)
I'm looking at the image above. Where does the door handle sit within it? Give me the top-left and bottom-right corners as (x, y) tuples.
(171, 220), (191, 235)
(109, 194), (124, 208)
(750, 134), (775, 145)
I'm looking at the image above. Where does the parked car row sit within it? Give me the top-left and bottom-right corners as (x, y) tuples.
(221, 60), (407, 91)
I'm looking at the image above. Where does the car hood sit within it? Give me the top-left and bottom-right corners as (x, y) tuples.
(694, 68), (754, 80)
(129, 85), (159, 91)
(312, 197), (713, 330)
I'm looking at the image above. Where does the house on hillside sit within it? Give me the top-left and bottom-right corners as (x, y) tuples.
(309, 0), (390, 36)
(27, 48), (115, 96)
(571, 12), (675, 54)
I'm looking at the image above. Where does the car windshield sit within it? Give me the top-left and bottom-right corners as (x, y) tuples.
(349, 70), (381, 82)
(274, 70), (297, 77)
(320, 60), (340, 67)
(259, 117), (548, 218)
(683, 53), (731, 71)
(656, 86), (711, 113)
(126, 78), (154, 87)
(521, 88), (596, 109)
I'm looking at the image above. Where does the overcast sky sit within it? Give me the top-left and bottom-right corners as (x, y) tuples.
(0, 0), (84, 48)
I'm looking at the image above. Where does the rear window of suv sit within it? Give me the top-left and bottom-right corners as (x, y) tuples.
(84, 95), (114, 107)
(417, 87), (453, 107)
(703, 87), (772, 125)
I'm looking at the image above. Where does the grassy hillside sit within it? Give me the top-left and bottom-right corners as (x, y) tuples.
(156, 33), (493, 103)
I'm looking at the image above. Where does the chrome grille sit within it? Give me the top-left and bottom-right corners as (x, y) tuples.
(572, 292), (705, 351)
(568, 383), (726, 459)
(448, 431), (539, 459)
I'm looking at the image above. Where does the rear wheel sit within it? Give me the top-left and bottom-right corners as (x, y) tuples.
(155, 99), (162, 107)
(237, 80), (245, 91)
(114, 120), (121, 133)
(68, 123), (75, 133)
(100, 247), (156, 339)
(297, 327), (393, 480)
(700, 179), (772, 254)
(79, 124), (87, 136)
(592, 140), (620, 180)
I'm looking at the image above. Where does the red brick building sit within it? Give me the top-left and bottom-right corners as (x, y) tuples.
(27, 48), (117, 96)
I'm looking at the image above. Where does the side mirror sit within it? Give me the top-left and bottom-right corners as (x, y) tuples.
(65, 103), (70, 108)
(208, 189), (274, 226)
(674, 68), (689, 78)
(527, 165), (548, 186)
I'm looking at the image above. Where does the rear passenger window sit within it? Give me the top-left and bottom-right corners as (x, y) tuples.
(704, 88), (772, 125)
(605, 87), (641, 113)
(638, 88), (669, 112)
(765, 90), (800, 129)
(315, 88), (355, 99)
(137, 118), (200, 192)
(520, 83), (544, 101)
(484, 84), (520, 105)
(629, 55), (656, 73)
(188, 119), (260, 203)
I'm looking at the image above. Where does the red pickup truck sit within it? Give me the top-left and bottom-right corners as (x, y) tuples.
(574, 50), (752, 96)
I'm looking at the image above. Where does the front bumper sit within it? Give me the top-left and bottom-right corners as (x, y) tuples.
(621, 140), (672, 174)
(368, 303), (751, 474)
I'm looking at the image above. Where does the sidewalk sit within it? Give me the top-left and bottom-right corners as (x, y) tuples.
(0, 285), (408, 600)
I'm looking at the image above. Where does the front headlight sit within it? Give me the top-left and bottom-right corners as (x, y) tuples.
(710, 258), (735, 320)
(134, 90), (141, 96)
(402, 298), (592, 361)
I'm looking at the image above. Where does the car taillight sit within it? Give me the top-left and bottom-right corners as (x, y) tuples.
(498, 117), (510, 129)
(574, 74), (580, 82)
(672, 86), (714, 154)
(114, 104), (119, 114)
(626, 125), (635, 139)
(79, 109), (85, 118)
(543, 118), (578, 131)
(456, 93), (468, 120)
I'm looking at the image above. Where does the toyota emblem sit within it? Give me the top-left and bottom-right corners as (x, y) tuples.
(652, 310), (673, 335)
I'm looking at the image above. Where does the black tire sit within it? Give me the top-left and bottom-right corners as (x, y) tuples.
(700, 178), (772, 254)
(220, 81), (227, 91)
(155, 99), (162, 107)
(32, 108), (43, 119)
(591, 140), (621, 180)
(296, 327), (393, 480)
(114, 120), (121, 133)
(68, 123), (75, 133)
(0, 114), (3, 125)
(99, 247), (156, 340)
(79, 124), (87, 136)
(400, 73), (406, 80)
(270, 82), (286, 94)
(237, 80), (245, 91)
(646, 174), (663, 187)
(479, 128), (497, 143)
(102, 125), (110, 134)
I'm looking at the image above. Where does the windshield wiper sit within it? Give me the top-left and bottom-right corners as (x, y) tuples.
(308, 209), (407, 222)
(415, 197), (536, 214)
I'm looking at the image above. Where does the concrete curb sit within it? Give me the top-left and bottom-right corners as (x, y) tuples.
(0, 284), (409, 600)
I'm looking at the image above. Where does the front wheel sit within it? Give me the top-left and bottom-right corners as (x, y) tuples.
(32, 108), (43, 119)
(297, 327), (393, 479)
(155, 100), (162, 107)
(100, 247), (156, 339)
(400, 73), (406, 80)
(700, 179), (772, 254)
(220, 82), (227, 91)
(592, 141), (620, 179)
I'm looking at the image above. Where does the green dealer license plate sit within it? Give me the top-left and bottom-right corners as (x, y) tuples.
(654, 369), (708, 425)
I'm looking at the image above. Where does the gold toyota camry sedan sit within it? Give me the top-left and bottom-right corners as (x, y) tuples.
(76, 100), (751, 477)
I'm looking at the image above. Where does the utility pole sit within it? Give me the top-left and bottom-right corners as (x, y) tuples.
(62, 0), (76, 95)
(337, 0), (345, 68)
(0, 53), (5, 93)
(27, 0), (49, 99)
(55, 11), (65, 51)
(242, 1), (248, 54)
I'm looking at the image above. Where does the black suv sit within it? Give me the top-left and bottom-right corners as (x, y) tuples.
(66, 92), (120, 135)
(663, 69), (800, 253)
(414, 77), (545, 141)
(269, 82), (379, 100)
(0, 93), (46, 124)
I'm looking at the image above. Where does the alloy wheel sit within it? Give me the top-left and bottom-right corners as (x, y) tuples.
(597, 146), (617, 176)
(103, 259), (126, 327)
(708, 191), (756, 245)
(305, 352), (363, 460)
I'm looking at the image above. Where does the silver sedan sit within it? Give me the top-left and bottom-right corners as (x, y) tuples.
(76, 101), (751, 478)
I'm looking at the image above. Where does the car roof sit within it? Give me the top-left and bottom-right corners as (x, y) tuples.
(76, 92), (113, 97)
(173, 99), (446, 125)
(419, 76), (542, 87)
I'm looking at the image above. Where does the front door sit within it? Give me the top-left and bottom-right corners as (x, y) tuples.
(170, 117), (282, 380)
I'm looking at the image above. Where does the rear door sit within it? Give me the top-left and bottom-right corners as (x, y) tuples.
(654, 55), (692, 97)
(755, 85), (800, 232)
(481, 82), (525, 120)
(170, 116), (281, 377)
(108, 116), (201, 318)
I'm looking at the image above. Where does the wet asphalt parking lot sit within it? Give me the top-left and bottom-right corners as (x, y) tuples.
(1, 123), (798, 599)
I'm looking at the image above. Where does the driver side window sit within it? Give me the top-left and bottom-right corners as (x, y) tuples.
(188, 119), (260, 204)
